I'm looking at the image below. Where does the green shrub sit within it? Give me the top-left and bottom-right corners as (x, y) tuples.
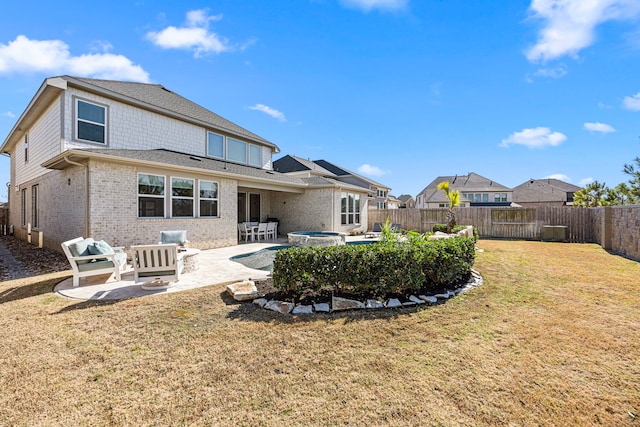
(433, 223), (448, 233)
(272, 237), (476, 299)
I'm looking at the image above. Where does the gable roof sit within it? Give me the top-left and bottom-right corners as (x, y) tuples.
(397, 194), (415, 203)
(2, 75), (278, 154)
(512, 178), (581, 203)
(313, 159), (390, 190)
(419, 172), (511, 203)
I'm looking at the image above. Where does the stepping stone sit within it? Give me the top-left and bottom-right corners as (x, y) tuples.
(226, 280), (259, 301)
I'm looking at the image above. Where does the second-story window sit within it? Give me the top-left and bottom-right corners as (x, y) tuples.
(249, 144), (262, 167)
(227, 138), (247, 163)
(207, 132), (224, 158)
(76, 99), (106, 144)
(24, 133), (28, 163)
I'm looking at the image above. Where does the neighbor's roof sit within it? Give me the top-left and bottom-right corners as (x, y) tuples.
(512, 178), (581, 203)
(2, 75), (278, 154)
(419, 172), (511, 203)
(397, 194), (415, 203)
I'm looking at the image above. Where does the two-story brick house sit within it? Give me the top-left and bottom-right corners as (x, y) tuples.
(1, 76), (370, 252)
(416, 172), (513, 208)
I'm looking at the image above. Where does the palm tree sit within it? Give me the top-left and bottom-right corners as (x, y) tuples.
(437, 181), (460, 233)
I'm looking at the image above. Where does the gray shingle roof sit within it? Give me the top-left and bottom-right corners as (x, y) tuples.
(67, 76), (275, 148)
(419, 172), (511, 203)
(512, 178), (581, 203)
(77, 149), (306, 185)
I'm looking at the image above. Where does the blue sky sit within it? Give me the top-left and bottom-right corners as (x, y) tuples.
(1, 0), (640, 202)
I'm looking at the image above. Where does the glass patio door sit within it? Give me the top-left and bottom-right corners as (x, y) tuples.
(237, 192), (261, 222)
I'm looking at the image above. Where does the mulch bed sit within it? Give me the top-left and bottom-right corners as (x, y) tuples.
(0, 235), (70, 281)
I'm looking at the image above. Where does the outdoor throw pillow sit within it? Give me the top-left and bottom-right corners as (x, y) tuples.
(88, 240), (115, 261)
(68, 238), (95, 264)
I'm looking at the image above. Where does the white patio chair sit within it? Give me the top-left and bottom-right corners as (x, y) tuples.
(255, 222), (268, 241)
(131, 243), (183, 285)
(61, 237), (127, 287)
(238, 223), (254, 242)
(266, 222), (277, 240)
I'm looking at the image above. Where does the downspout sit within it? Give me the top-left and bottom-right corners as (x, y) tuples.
(64, 156), (89, 238)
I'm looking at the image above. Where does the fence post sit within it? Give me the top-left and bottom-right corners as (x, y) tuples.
(601, 206), (612, 250)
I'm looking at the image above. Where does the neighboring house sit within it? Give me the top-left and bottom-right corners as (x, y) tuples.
(1, 76), (369, 252)
(397, 194), (416, 209)
(512, 178), (581, 207)
(416, 172), (512, 208)
(387, 194), (401, 209)
(273, 155), (392, 210)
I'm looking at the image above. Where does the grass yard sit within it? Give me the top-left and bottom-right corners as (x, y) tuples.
(0, 240), (638, 426)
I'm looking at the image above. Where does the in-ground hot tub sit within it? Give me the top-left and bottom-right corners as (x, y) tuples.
(287, 231), (346, 247)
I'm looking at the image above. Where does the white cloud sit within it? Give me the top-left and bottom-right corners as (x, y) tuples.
(545, 173), (571, 182)
(534, 65), (568, 78)
(579, 177), (594, 186)
(500, 127), (567, 148)
(357, 164), (389, 177)
(623, 92), (640, 111)
(339, 0), (407, 12)
(525, 0), (640, 63)
(583, 122), (616, 133)
(2, 111), (15, 118)
(0, 35), (149, 82)
(146, 9), (231, 57)
(248, 104), (286, 122)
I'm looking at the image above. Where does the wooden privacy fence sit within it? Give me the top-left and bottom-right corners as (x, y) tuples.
(369, 206), (640, 261)
(370, 207), (601, 243)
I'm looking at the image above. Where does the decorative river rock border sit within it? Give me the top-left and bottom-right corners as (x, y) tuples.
(227, 269), (484, 315)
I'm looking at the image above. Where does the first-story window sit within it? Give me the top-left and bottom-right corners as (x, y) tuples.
(138, 174), (165, 217)
(21, 188), (26, 226)
(199, 180), (219, 217)
(341, 192), (361, 225)
(171, 177), (194, 217)
(31, 185), (39, 228)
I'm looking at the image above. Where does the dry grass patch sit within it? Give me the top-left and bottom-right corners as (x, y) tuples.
(0, 240), (638, 426)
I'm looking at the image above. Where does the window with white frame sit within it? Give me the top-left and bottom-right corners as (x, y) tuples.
(24, 133), (28, 163)
(31, 185), (39, 228)
(138, 174), (165, 217)
(207, 132), (224, 158)
(199, 180), (219, 217)
(376, 189), (387, 197)
(341, 192), (361, 225)
(227, 138), (247, 163)
(171, 177), (194, 217)
(377, 201), (386, 209)
(76, 99), (106, 144)
(21, 188), (26, 226)
(249, 144), (261, 167)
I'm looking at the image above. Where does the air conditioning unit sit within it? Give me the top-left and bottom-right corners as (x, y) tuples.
(541, 226), (568, 242)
